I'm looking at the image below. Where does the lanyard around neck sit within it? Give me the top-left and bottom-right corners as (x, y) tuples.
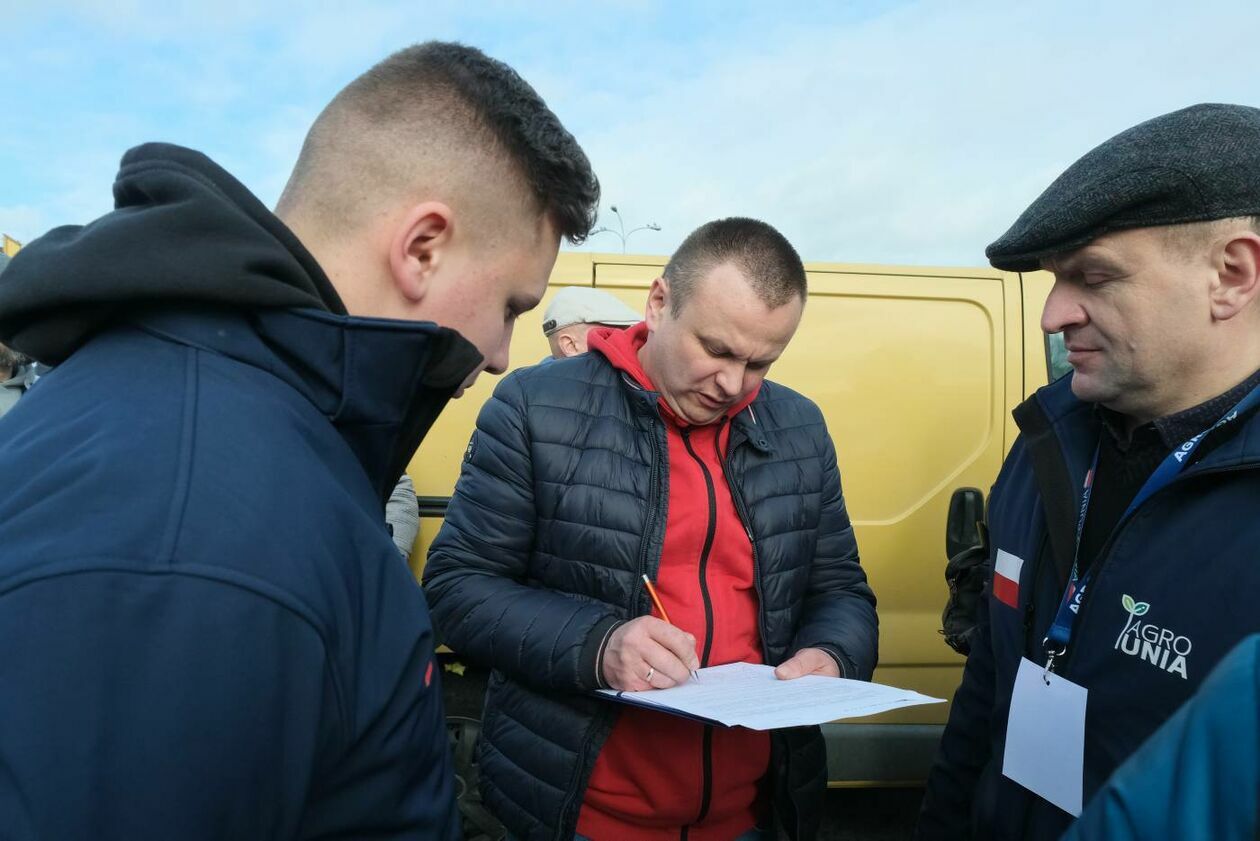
(1041, 383), (1260, 673)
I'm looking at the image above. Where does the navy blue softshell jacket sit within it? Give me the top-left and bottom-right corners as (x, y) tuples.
(0, 144), (479, 839)
(917, 374), (1260, 841)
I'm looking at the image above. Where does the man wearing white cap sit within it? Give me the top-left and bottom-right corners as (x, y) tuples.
(542, 286), (642, 358)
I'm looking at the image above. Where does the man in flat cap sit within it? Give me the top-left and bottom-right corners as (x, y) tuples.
(542, 286), (642, 358)
(917, 103), (1260, 840)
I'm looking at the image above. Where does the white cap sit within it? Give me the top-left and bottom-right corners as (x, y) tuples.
(541, 287), (642, 336)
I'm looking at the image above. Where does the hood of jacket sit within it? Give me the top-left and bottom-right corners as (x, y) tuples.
(0, 143), (483, 502)
(588, 321), (760, 425)
(0, 142), (352, 362)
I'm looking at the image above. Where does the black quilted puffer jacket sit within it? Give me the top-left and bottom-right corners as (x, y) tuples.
(423, 352), (878, 841)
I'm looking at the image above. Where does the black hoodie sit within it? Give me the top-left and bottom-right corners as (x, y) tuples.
(0, 143), (348, 362)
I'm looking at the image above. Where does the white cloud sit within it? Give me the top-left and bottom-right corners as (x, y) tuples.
(562, 0), (1260, 265)
(4, 0), (1259, 266)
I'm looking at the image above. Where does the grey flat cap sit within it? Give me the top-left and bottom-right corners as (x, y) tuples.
(987, 103), (1260, 271)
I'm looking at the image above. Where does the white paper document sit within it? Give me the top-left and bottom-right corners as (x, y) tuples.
(1002, 657), (1087, 817)
(595, 661), (943, 730)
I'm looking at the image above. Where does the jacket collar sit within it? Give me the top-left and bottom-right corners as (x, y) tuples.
(1013, 373), (1260, 585)
(1016, 372), (1260, 473)
(0, 143), (346, 365)
(611, 368), (771, 454)
(136, 306), (482, 505)
(590, 322), (764, 439)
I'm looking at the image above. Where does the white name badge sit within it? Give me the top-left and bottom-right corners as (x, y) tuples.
(1002, 657), (1087, 817)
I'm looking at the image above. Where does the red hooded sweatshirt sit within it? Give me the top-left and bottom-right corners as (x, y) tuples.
(578, 323), (771, 841)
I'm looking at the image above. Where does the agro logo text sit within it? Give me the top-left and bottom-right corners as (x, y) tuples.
(1113, 594), (1190, 680)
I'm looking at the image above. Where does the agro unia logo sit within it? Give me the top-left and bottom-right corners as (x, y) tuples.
(1114, 594), (1191, 680)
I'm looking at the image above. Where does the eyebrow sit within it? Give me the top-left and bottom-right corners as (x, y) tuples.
(700, 335), (779, 367)
(1045, 251), (1124, 276)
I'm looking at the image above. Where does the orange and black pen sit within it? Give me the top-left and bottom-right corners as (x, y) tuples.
(641, 574), (700, 683)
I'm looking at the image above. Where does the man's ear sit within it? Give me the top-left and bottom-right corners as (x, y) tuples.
(388, 201), (454, 303)
(1211, 231), (1260, 321)
(557, 332), (579, 357)
(644, 276), (670, 331)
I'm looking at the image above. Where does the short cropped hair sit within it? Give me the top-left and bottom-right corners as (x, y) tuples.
(663, 218), (807, 314)
(278, 41), (599, 243)
(1159, 215), (1260, 259)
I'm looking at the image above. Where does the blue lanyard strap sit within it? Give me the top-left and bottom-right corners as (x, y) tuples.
(1042, 445), (1098, 664)
(1042, 383), (1260, 670)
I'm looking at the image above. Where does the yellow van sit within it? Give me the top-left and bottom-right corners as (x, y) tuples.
(407, 250), (1062, 788)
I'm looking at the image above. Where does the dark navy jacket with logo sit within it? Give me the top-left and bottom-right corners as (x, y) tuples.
(917, 374), (1260, 841)
(0, 144), (475, 839)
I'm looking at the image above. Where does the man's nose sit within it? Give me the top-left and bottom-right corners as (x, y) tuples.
(1041, 278), (1088, 335)
(485, 349), (509, 376)
(715, 360), (744, 397)
(485, 326), (513, 376)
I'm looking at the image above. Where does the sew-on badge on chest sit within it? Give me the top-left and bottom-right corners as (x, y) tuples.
(993, 549), (1024, 609)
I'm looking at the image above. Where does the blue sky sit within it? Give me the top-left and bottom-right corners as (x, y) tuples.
(3, 0), (1259, 265)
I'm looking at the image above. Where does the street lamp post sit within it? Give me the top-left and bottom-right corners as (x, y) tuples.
(590, 205), (661, 253)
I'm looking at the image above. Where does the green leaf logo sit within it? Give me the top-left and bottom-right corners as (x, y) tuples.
(1133, 602), (1150, 616)
(1122, 594), (1136, 612)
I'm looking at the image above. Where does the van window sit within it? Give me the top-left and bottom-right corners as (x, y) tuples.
(1046, 332), (1072, 381)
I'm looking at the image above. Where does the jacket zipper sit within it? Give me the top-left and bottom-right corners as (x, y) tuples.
(1022, 534), (1051, 655)
(681, 428), (719, 667)
(680, 427), (720, 832)
(630, 396), (667, 613)
(675, 727), (714, 841)
(719, 417), (770, 661)
(1055, 461), (1259, 675)
(716, 417), (780, 837)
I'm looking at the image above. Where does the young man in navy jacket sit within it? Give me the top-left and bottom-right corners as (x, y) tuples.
(0, 42), (598, 840)
(917, 103), (1260, 840)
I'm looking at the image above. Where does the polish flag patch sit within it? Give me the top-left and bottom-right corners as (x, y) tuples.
(993, 549), (1025, 609)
